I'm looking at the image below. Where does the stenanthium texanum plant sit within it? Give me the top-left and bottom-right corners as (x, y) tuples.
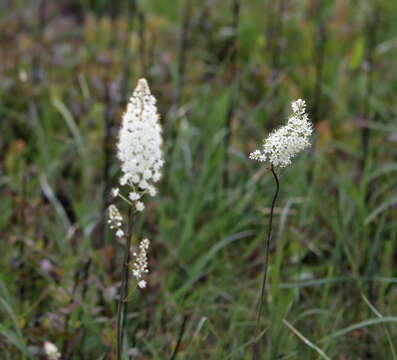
(108, 78), (163, 360)
(250, 99), (312, 358)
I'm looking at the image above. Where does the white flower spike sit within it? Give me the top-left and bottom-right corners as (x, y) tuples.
(117, 78), (164, 207)
(132, 238), (150, 286)
(107, 204), (123, 230)
(108, 204), (125, 238)
(250, 99), (312, 167)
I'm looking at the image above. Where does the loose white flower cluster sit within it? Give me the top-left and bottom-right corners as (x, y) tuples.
(249, 99), (312, 167)
(115, 78), (164, 212)
(131, 238), (150, 288)
(43, 341), (61, 360)
(107, 204), (124, 238)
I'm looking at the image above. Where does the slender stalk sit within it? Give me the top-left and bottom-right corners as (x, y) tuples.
(116, 259), (125, 357)
(170, 315), (189, 360)
(253, 165), (280, 359)
(120, 210), (133, 353)
(116, 208), (133, 360)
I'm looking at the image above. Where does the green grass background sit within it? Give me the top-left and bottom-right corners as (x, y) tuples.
(1, 0), (397, 358)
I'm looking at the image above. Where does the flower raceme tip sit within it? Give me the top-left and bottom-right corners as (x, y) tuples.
(117, 78), (164, 208)
(249, 99), (312, 168)
(131, 238), (150, 288)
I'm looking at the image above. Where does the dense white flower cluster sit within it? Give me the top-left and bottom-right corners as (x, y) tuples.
(116, 78), (163, 211)
(107, 204), (124, 238)
(43, 341), (61, 360)
(249, 99), (312, 167)
(131, 238), (150, 288)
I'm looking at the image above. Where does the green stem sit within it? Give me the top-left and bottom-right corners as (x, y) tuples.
(170, 315), (189, 360)
(253, 165), (280, 359)
(116, 208), (133, 360)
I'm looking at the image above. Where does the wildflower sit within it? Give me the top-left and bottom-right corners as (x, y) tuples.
(111, 187), (120, 197)
(249, 99), (312, 168)
(43, 341), (61, 360)
(131, 238), (150, 286)
(135, 201), (145, 212)
(147, 185), (157, 197)
(138, 280), (147, 289)
(116, 229), (125, 238)
(129, 192), (141, 201)
(291, 98), (306, 115)
(108, 204), (123, 230)
(117, 78), (164, 208)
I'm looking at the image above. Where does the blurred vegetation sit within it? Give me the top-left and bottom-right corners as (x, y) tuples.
(1, 0), (397, 359)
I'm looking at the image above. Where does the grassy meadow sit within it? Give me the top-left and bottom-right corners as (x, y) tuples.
(1, 0), (397, 358)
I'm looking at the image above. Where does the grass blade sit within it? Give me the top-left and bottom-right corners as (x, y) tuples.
(283, 319), (331, 360)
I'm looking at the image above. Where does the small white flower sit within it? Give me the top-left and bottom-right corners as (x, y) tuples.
(119, 176), (127, 186)
(249, 99), (312, 168)
(44, 341), (61, 360)
(111, 188), (120, 197)
(136, 201), (145, 212)
(147, 186), (157, 197)
(129, 192), (141, 201)
(138, 280), (147, 288)
(116, 229), (124, 238)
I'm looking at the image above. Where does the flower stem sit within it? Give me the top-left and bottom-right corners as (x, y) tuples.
(253, 164), (280, 359)
(117, 208), (133, 360)
(170, 314), (189, 360)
